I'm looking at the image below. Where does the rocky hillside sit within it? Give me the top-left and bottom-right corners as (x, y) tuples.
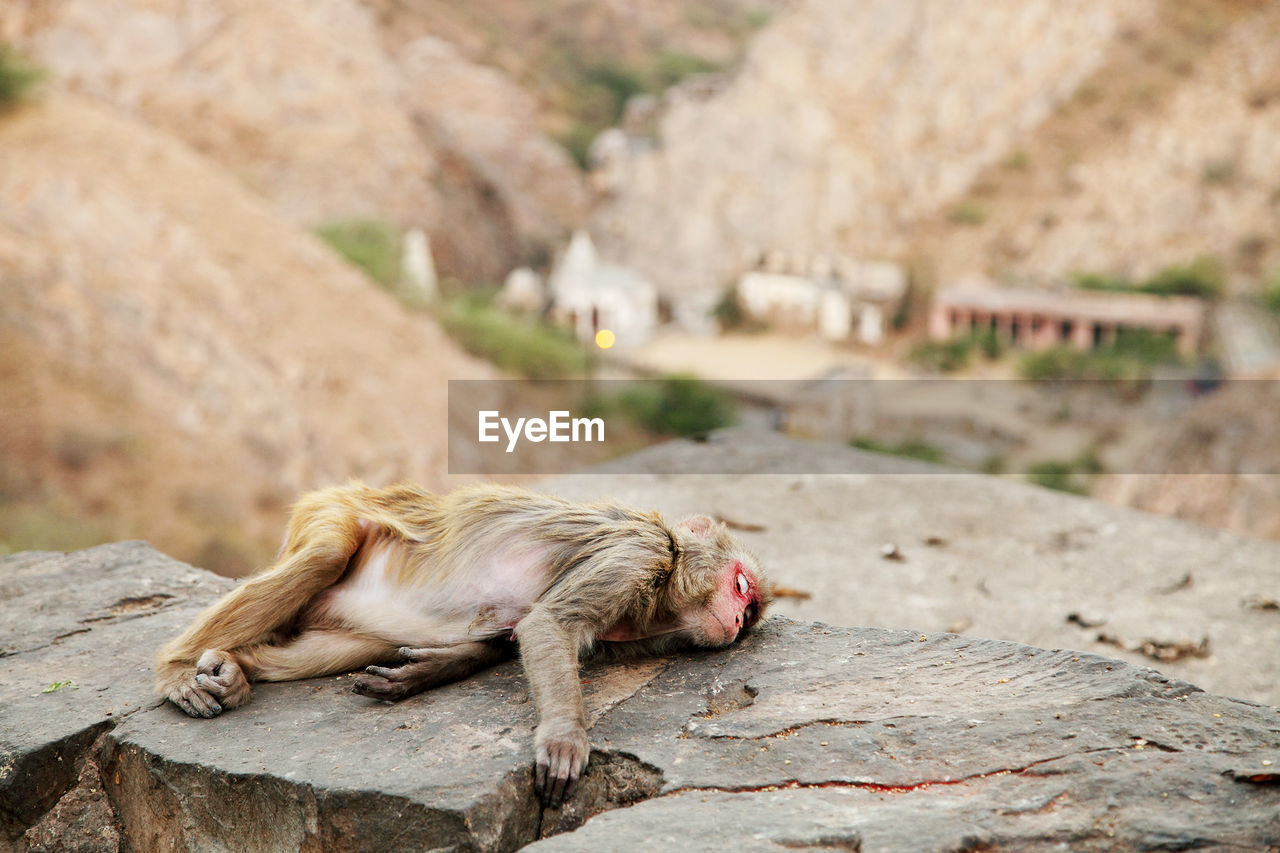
(0, 0), (786, 568)
(0, 95), (488, 573)
(590, 0), (1160, 294)
(590, 0), (1280, 297)
(928, 0), (1280, 288)
(2, 0), (587, 283)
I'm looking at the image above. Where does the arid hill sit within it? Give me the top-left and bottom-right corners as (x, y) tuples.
(2, 0), (587, 283)
(0, 95), (488, 573)
(591, 0), (1280, 296)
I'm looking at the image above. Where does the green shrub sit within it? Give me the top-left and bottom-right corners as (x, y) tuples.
(712, 286), (746, 330)
(1263, 270), (1280, 314)
(1025, 461), (1087, 495)
(948, 201), (987, 226)
(1201, 158), (1238, 186)
(553, 47), (726, 168)
(1072, 257), (1225, 301)
(849, 436), (945, 464)
(1018, 347), (1088, 381)
(1017, 332), (1178, 383)
(1072, 272), (1134, 293)
(0, 44), (42, 108)
(616, 375), (736, 437)
(909, 337), (974, 373)
(557, 122), (597, 170)
(975, 327), (1002, 360)
(1025, 447), (1104, 496)
(1142, 256), (1224, 299)
(582, 63), (646, 122)
(653, 51), (721, 88)
(909, 330), (1003, 373)
(1110, 327), (1180, 363)
(0, 500), (116, 555)
(315, 220), (401, 288)
(1001, 150), (1031, 171)
(439, 298), (588, 379)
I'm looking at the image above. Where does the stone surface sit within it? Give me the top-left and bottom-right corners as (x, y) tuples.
(2, 536), (1277, 851)
(544, 429), (1280, 707)
(0, 543), (231, 845)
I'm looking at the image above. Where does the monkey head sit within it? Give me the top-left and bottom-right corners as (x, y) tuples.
(666, 515), (771, 648)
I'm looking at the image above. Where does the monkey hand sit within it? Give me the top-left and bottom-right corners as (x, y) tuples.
(353, 646), (455, 701)
(534, 719), (589, 807)
(167, 650), (251, 718)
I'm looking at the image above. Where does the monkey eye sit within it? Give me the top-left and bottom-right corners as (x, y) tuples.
(735, 571), (750, 597)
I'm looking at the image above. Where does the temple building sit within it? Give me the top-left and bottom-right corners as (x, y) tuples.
(929, 286), (1205, 357)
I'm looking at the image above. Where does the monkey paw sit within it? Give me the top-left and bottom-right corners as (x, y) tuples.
(534, 722), (589, 807)
(352, 649), (438, 701)
(168, 649), (251, 718)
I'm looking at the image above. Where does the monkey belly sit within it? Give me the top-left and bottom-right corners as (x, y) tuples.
(312, 536), (547, 647)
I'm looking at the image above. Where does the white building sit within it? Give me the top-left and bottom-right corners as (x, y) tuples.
(548, 231), (658, 347)
(736, 257), (907, 344)
(496, 267), (545, 313)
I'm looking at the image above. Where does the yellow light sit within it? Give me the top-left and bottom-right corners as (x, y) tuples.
(595, 329), (616, 350)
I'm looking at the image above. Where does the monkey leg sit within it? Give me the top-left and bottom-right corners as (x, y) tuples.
(162, 631), (395, 719)
(515, 608), (593, 806)
(155, 507), (374, 707)
(352, 641), (510, 701)
(242, 630), (398, 682)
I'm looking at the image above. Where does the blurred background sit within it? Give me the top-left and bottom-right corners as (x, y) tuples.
(2, 0), (1279, 576)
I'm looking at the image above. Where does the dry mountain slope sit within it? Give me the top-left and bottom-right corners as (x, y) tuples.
(589, 0), (1158, 295)
(927, 0), (1280, 286)
(0, 95), (488, 573)
(4, 0), (586, 283)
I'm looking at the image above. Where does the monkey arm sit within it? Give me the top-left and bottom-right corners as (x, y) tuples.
(513, 605), (594, 806)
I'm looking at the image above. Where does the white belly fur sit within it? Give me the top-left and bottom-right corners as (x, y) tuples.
(323, 539), (550, 646)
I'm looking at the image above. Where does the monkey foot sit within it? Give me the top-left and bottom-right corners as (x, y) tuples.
(352, 645), (481, 701)
(535, 723), (590, 807)
(168, 650), (251, 718)
(168, 678), (223, 718)
(351, 659), (431, 701)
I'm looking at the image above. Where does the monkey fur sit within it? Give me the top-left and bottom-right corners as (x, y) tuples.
(154, 482), (770, 804)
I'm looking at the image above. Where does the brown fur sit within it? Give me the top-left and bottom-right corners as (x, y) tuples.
(155, 482), (770, 804)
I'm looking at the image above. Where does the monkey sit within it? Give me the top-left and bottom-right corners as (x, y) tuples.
(154, 482), (770, 805)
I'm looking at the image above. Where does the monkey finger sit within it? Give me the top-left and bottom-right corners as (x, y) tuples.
(397, 646), (440, 662)
(547, 766), (569, 806)
(362, 665), (403, 681)
(352, 674), (406, 700)
(194, 672), (249, 706)
(178, 686), (222, 718)
(547, 747), (577, 806)
(194, 672), (228, 690)
(535, 759), (548, 798)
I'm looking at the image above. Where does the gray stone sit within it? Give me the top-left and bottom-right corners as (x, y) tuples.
(543, 429), (1280, 707)
(0, 543), (232, 844)
(1, 491), (1277, 850)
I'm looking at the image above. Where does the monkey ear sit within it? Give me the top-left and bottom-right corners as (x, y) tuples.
(675, 515), (718, 538)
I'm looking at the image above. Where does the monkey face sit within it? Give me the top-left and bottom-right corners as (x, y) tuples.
(671, 515), (769, 648)
(692, 556), (766, 646)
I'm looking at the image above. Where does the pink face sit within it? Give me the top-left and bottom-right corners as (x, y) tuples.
(699, 559), (764, 646)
